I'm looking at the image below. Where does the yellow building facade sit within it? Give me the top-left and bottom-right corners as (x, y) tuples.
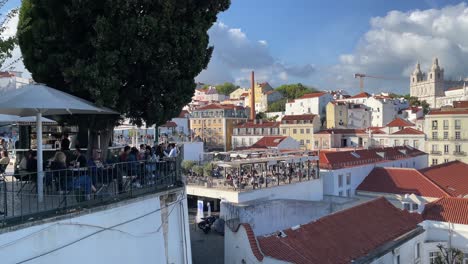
(425, 107), (468, 165)
(279, 114), (321, 150)
(326, 101), (348, 129)
(190, 104), (248, 151)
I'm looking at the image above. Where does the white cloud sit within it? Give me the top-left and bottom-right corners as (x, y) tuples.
(331, 3), (468, 94)
(196, 22), (315, 87)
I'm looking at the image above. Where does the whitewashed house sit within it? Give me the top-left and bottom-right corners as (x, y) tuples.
(285, 91), (333, 117)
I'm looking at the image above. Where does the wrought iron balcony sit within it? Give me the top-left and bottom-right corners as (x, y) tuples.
(430, 151), (442, 155)
(453, 151), (466, 156)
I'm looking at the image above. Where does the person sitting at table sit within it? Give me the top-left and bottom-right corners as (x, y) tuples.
(0, 150), (9, 173)
(18, 150), (33, 171)
(72, 147), (96, 196)
(50, 151), (68, 191)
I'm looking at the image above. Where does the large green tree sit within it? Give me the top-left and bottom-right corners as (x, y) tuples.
(17, 0), (230, 153)
(0, 6), (18, 69)
(275, 83), (318, 100)
(215, 82), (237, 95)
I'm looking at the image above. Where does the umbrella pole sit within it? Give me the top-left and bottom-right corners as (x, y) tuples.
(36, 112), (44, 203)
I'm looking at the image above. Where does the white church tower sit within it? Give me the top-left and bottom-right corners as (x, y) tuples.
(410, 57), (445, 107)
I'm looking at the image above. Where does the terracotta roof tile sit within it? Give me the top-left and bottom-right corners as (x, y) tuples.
(357, 167), (450, 198)
(257, 197), (422, 264)
(420, 161), (468, 198)
(422, 197), (468, 225)
(391, 127), (425, 135)
(297, 92), (327, 99)
(241, 224), (264, 261)
(405, 106), (422, 113)
(251, 136), (287, 148)
(453, 101), (468, 109)
(386, 118), (415, 127)
(319, 146), (426, 170)
(316, 129), (367, 135)
(427, 109), (468, 115)
(349, 92), (371, 99)
(196, 103), (244, 111)
(281, 114), (317, 123)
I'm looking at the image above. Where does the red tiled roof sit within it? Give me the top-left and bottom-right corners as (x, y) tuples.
(242, 224), (264, 261)
(297, 92), (327, 99)
(234, 121), (280, 129)
(281, 114), (317, 123)
(420, 161), (468, 198)
(240, 92), (249, 97)
(160, 121), (177, 128)
(453, 101), (468, 109)
(319, 146), (426, 170)
(427, 109), (468, 115)
(391, 127), (425, 135)
(386, 118), (415, 127)
(357, 167), (450, 198)
(316, 129), (367, 135)
(349, 92), (371, 99)
(251, 136), (287, 148)
(257, 197), (422, 264)
(422, 197), (468, 225)
(405, 106), (422, 113)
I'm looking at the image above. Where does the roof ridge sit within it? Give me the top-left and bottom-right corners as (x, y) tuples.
(414, 169), (452, 197)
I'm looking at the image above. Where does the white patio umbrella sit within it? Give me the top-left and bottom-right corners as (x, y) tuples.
(0, 84), (118, 202)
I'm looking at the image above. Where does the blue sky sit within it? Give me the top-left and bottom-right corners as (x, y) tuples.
(4, 0), (468, 95)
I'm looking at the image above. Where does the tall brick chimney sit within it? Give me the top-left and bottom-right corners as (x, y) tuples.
(250, 71), (255, 120)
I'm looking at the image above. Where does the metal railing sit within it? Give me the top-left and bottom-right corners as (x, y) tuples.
(0, 158), (182, 227)
(453, 151), (466, 156)
(186, 168), (319, 192)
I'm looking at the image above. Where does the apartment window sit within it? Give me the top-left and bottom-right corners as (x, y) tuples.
(445, 159), (449, 163)
(306, 139), (310, 144)
(432, 132), (438, 140)
(282, 129), (286, 134)
(346, 173), (351, 185)
(241, 138), (245, 145)
(412, 203), (419, 211)
(308, 107), (311, 113)
(443, 120), (449, 129)
(249, 138), (253, 145)
(338, 174), (343, 187)
(338, 191), (343, 197)
(456, 131), (461, 140)
(414, 140), (419, 149)
(394, 139), (400, 146)
(432, 159), (438, 166)
(432, 120), (438, 129)
(300, 139), (304, 145)
(300, 129), (304, 134)
(395, 254), (400, 264)
(456, 145), (462, 153)
(339, 110), (342, 116)
(306, 129), (310, 134)
(415, 243), (420, 259)
(455, 119), (461, 129)
(444, 145), (449, 153)
(403, 203), (411, 211)
(444, 131), (448, 139)
(293, 129), (297, 134)
(429, 252), (440, 264)
(346, 189), (351, 197)
(404, 140), (409, 146)
(432, 145), (438, 152)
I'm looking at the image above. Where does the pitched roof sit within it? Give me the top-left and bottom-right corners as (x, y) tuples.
(319, 146), (426, 170)
(178, 110), (190, 118)
(257, 197), (422, 264)
(419, 161), (468, 198)
(297, 92), (327, 99)
(349, 92), (371, 99)
(251, 136), (287, 148)
(422, 197), (468, 225)
(281, 114), (317, 123)
(391, 127), (425, 135)
(160, 121), (177, 128)
(427, 109), (468, 115)
(242, 224), (264, 261)
(316, 129), (367, 135)
(357, 167), (450, 198)
(386, 118), (415, 127)
(234, 121), (280, 129)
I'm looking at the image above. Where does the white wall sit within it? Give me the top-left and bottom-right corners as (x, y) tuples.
(322, 154), (428, 196)
(370, 232), (426, 264)
(182, 142), (204, 161)
(421, 220), (468, 262)
(0, 191), (192, 264)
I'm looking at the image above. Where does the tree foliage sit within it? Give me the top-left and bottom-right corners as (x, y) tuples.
(18, 0), (230, 127)
(215, 82), (237, 95)
(0, 7), (19, 69)
(275, 83), (318, 100)
(403, 94), (430, 114)
(267, 98), (287, 112)
(434, 244), (464, 264)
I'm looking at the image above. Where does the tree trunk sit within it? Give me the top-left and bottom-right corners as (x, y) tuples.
(85, 116), (115, 161)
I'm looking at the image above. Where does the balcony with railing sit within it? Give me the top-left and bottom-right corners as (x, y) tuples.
(430, 150), (442, 155)
(0, 158), (182, 227)
(453, 151), (466, 156)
